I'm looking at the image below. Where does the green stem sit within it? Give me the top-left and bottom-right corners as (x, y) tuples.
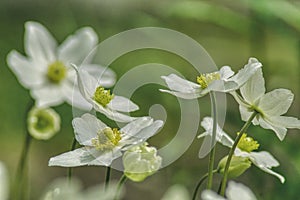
(207, 92), (218, 189)
(192, 169), (218, 200)
(105, 166), (111, 189)
(68, 137), (77, 181)
(14, 99), (34, 200)
(114, 175), (127, 200)
(219, 111), (257, 196)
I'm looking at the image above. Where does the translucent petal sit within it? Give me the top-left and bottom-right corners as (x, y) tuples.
(107, 96), (139, 112)
(259, 117), (287, 141)
(267, 116), (300, 129)
(82, 64), (116, 88)
(25, 21), (57, 64)
(240, 68), (265, 104)
(258, 89), (294, 116)
(72, 113), (107, 146)
(58, 27), (98, 66)
(226, 181), (257, 200)
(161, 74), (200, 92)
(159, 89), (203, 99)
(31, 84), (64, 108)
(219, 66), (234, 80)
(6, 50), (45, 88)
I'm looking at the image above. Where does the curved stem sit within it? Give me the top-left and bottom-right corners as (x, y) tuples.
(68, 137), (77, 181)
(114, 175), (127, 200)
(207, 92), (218, 189)
(192, 169), (218, 200)
(219, 111), (257, 196)
(105, 166), (111, 189)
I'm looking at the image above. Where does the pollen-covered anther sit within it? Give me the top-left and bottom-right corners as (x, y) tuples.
(47, 61), (67, 83)
(237, 133), (260, 153)
(93, 86), (114, 107)
(197, 72), (221, 89)
(91, 127), (122, 150)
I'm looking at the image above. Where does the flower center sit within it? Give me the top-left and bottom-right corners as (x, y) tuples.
(47, 61), (67, 83)
(93, 86), (114, 107)
(196, 72), (221, 89)
(237, 133), (259, 153)
(91, 127), (122, 150)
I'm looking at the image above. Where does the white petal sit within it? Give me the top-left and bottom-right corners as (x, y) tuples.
(74, 66), (98, 100)
(220, 66), (234, 80)
(61, 83), (92, 111)
(198, 117), (234, 147)
(134, 120), (163, 139)
(94, 103), (137, 123)
(58, 27), (98, 66)
(258, 89), (294, 116)
(48, 147), (98, 167)
(6, 50), (45, 88)
(159, 89), (203, 99)
(230, 91), (252, 108)
(259, 117), (287, 141)
(24, 21), (57, 64)
(248, 151), (279, 168)
(267, 116), (300, 129)
(161, 74), (200, 92)
(88, 148), (122, 166)
(121, 117), (153, 138)
(161, 185), (190, 200)
(201, 190), (225, 200)
(72, 113), (107, 146)
(229, 57), (262, 88)
(30, 84), (64, 108)
(249, 151), (284, 183)
(255, 166), (285, 183)
(240, 68), (265, 104)
(82, 64), (116, 88)
(226, 181), (257, 200)
(207, 80), (238, 93)
(107, 96), (139, 112)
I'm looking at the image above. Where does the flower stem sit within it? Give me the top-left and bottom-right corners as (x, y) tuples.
(192, 169), (218, 200)
(105, 166), (111, 189)
(207, 92), (218, 189)
(68, 137), (77, 182)
(219, 111), (257, 196)
(114, 175), (127, 200)
(14, 99), (34, 200)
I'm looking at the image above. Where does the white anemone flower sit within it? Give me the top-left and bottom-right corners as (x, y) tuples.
(73, 65), (139, 122)
(198, 117), (285, 183)
(48, 113), (163, 167)
(201, 181), (257, 200)
(159, 58), (262, 99)
(7, 21), (116, 110)
(231, 68), (300, 141)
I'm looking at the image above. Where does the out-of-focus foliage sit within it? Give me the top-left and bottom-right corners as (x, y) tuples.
(0, 0), (299, 199)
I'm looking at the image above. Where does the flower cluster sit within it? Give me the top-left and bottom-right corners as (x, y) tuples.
(5, 20), (300, 200)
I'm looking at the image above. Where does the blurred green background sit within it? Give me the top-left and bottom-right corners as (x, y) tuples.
(0, 0), (299, 199)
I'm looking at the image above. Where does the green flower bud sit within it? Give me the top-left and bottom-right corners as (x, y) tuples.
(27, 107), (61, 140)
(218, 155), (251, 178)
(123, 143), (162, 182)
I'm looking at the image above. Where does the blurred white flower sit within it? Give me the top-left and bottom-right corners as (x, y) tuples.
(160, 58), (262, 99)
(0, 161), (9, 200)
(49, 113), (163, 167)
(41, 178), (120, 200)
(123, 142), (162, 182)
(231, 68), (300, 141)
(201, 181), (257, 200)
(27, 107), (61, 140)
(161, 185), (190, 200)
(73, 65), (139, 122)
(7, 21), (116, 110)
(198, 117), (285, 183)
